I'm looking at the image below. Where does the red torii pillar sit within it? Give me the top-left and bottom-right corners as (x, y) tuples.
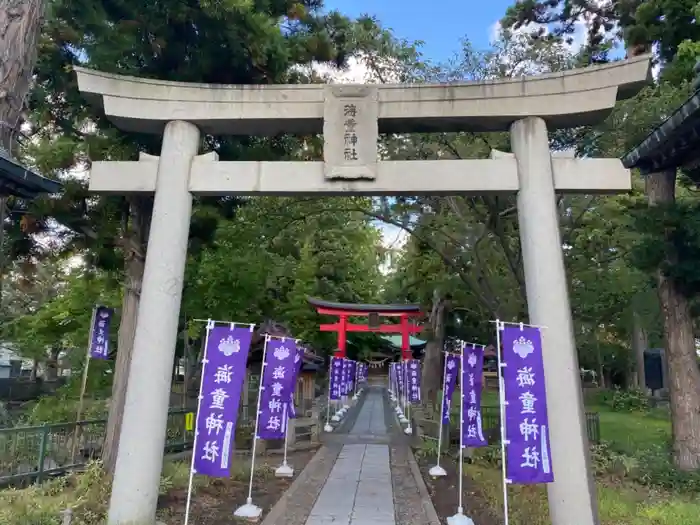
(307, 297), (422, 361)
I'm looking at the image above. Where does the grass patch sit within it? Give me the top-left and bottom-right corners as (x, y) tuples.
(434, 387), (695, 523)
(452, 387), (672, 455)
(591, 405), (670, 454)
(470, 464), (700, 525)
(0, 458), (274, 525)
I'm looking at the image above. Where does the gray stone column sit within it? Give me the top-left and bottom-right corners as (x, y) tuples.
(510, 117), (598, 525)
(107, 120), (200, 525)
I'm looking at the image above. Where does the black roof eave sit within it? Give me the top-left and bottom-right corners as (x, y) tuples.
(0, 155), (62, 198)
(307, 296), (422, 314)
(621, 91), (700, 174)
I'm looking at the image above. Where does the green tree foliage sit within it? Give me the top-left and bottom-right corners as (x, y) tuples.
(186, 197), (382, 349)
(501, 0), (700, 80)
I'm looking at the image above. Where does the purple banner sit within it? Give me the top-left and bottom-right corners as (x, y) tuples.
(358, 363), (367, 383)
(257, 338), (299, 440)
(194, 325), (253, 477)
(340, 358), (348, 395)
(461, 344), (487, 447)
(348, 360), (357, 394)
(396, 361), (405, 398)
(408, 359), (421, 403)
(501, 326), (554, 484)
(329, 356), (342, 400)
(441, 354), (460, 424)
(288, 347), (304, 419)
(89, 306), (113, 360)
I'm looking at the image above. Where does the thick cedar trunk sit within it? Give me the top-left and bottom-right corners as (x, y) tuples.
(646, 169), (700, 471)
(102, 198), (151, 474)
(0, 1), (45, 313)
(421, 290), (449, 410)
(0, 0), (44, 152)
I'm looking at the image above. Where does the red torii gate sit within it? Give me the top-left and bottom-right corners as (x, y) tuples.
(307, 297), (422, 360)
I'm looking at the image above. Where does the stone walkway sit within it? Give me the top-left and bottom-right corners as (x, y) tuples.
(305, 390), (394, 525)
(349, 391), (387, 435)
(304, 444), (395, 525)
(261, 386), (439, 525)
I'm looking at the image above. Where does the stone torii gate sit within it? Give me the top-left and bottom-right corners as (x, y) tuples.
(74, 55), (651, 525)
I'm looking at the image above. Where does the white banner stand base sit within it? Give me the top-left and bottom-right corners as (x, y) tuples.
(324, 423), (333, 433)
(447, 510), (475, 525)
(428, 465), (447, 477)
(403, 425), (413, 435)
(234, 499), (262, 520)
(274, 463), (294, 478)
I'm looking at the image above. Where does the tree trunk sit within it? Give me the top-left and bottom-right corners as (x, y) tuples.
(632, 310), (648, 391)
(185, 335), (205, 403)
(646, 169), (700, 471)
(0, 0), (45, 152)
(421, 289), (449, 410)
(102, 198), (151, 474)
(44, 346), (59, 381)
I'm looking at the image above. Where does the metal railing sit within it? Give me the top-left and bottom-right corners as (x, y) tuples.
(434, 405), (601, 446)
(0, 409), (193, 487)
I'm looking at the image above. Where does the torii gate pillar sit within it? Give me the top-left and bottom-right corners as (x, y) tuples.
(107, 121), (200, 524)
(512, 117), (597, 525)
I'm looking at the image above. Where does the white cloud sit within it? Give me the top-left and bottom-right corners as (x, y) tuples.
(490, 0), (619, 56)
(489, 19), (587, 54)
(379, 222), (408, 249)
(295, 53), (403, 85)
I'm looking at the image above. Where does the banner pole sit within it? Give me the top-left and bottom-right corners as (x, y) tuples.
(447, 341), (475, 525)
(429, 354), (449, 477)
(404, 359), (413, 434)
(496, 320), (510, 525)
(184, 319), (214, 525)
(234, 335), (270, 520)
(275, 405), (293, 477)
(71, 304), (98, 465)
(457, 342), (465, 514)
(324, 361), (333, 432)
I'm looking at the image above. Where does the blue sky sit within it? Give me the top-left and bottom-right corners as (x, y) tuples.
(324, 0), (513, 63)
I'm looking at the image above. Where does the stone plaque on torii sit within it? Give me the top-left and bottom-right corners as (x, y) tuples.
(74, 55), (652, 525)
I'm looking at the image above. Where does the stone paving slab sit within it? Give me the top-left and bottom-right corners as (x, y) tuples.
(259, 444), (342, 525)
(350, 390), (387, 435)
(304, 444), (396, 525)
(304, 390), (396, 525)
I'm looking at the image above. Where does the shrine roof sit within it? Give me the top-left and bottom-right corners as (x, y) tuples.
(307, 296), (422, 315)
(621, 84), (700, 176)
(380, 335), (427, 349)
(0, 149), (62, 198)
